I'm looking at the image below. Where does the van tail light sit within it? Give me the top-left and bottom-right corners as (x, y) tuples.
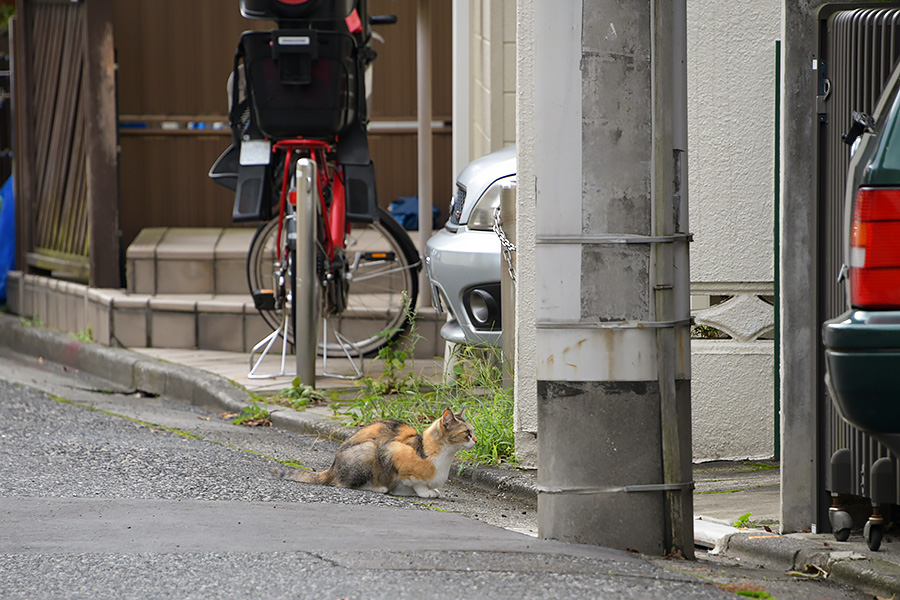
(850, 187), (900, 308)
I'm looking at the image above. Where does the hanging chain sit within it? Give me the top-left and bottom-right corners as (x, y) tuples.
(493, 205), (517, 282)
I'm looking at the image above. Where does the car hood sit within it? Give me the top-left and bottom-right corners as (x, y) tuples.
(456, 145), (517, 223)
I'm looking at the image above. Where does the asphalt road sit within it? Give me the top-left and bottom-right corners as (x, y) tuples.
(0, 350), (874, 599)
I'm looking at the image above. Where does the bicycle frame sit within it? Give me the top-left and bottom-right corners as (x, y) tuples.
(272, 138), (348, 265)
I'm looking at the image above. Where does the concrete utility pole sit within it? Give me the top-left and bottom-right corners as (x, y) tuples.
(518, 0), (692, 556)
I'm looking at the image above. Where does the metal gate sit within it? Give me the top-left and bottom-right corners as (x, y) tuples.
(817, 5), (900, 526)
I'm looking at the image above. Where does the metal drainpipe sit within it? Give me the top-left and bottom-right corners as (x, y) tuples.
(774, 39), (782, 460)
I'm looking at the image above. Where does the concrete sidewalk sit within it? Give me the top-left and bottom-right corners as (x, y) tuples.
(3, 312), (900, 597)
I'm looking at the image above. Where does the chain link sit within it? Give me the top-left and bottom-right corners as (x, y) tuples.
(493, 205), (517, 282)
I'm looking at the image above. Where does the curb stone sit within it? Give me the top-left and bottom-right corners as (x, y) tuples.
(723, 531), (900, 598)
(0, 313), (250, 415)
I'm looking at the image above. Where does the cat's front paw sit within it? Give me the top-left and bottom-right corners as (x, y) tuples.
(415, 487), (441, 499)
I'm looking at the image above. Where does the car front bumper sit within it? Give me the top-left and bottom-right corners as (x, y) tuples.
(424, 227), (502, 347)
(823, 309), (900, 434)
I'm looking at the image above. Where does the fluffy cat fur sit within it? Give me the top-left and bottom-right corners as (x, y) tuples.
(273, 408), (476, 498)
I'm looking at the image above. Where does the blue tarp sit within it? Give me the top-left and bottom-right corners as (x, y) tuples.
(0, 176), (15, 304)
(388, 196), (441, 231)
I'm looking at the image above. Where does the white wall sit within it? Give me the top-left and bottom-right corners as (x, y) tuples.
(687, 0), (781, 462)
(471, 0), (517, 159)
(513, 0), (538, 467)
(687, 1), (780, 284)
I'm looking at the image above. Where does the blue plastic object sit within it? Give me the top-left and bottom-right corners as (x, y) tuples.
(388, 196), (441, 231)
(0, 176), (14, 303)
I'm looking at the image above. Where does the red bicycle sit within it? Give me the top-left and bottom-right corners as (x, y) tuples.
(245, 138), (420, 363)
(211, 1), (419, 379)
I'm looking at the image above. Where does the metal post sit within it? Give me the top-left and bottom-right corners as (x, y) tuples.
(773, 39), (782, 461)
(294, 158), (318, 387)
(416, 0), (433, 306)
(451, 0), (471, 182)
(500, 183), (516, 391)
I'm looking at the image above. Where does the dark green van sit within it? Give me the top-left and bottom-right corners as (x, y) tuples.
(823, 63), (900, 434)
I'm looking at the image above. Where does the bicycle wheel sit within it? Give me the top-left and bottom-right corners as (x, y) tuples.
(247, 207), (420, 357)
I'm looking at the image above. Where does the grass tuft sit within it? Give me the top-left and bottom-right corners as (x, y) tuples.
(332, 295), (516, 467)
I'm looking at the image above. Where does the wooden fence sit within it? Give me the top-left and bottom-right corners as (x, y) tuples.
(12, 0), (118, 286)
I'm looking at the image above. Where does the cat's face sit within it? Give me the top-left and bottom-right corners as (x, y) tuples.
(441, 409), (477, 450)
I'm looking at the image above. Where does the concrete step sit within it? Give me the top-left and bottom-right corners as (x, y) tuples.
(7, 227), (442, 357)
(115, 226), (441, 356)
(5, 273), (443, 358)
(127, 227), (255, 296)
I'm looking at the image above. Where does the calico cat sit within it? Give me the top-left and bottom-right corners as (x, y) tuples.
(274, 408), (476, 498)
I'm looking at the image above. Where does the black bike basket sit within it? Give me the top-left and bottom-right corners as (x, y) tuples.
(238, 29), (357, 139)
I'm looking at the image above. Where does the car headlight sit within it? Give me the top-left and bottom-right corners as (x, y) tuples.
(467, 176), (514, 230)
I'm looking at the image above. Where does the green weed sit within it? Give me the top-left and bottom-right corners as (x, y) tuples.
(20, 315), (44, 328)
(733, 512), (753, 528)
(333, 295), (516, 467)
(691, 324), (729, 339)
(273, 377), (330, 410)
(231, 401), (272, 427)
(70, 325), (94, 343)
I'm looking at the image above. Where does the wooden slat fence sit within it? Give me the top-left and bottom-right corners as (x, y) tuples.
(13, 0), (118, 286)
(18, 1), (88, 279)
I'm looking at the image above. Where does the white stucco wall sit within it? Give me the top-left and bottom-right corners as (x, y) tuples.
(692, 341), (775, 461)
(687, 0), (781, 461)
(687, 1), (780, 283)
(514, 0), (538, 467)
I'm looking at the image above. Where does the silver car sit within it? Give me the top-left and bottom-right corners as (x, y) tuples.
(424, 145), (515, 347)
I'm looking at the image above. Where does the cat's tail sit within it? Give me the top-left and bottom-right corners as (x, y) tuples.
(270, 465), (335, 485)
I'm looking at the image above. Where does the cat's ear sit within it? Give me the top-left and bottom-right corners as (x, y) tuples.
(441, 408), (456, 429)
(454, 408), (466, 421)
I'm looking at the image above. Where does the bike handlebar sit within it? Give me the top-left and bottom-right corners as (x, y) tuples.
(369, 14), (397, 25)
